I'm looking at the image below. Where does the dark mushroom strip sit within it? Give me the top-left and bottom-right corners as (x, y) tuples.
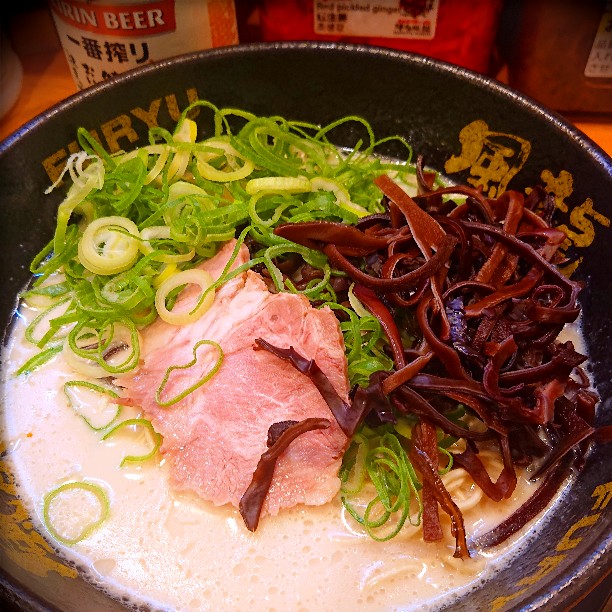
(381, 351), (433, 395)
(473, 457), (572, 550)
(524, 303), (581, 324)
(322, 234), (458, 293)
(374, 174), (453, 339)
(254, 338), (361, 437)
(356, 371), (397, 427)
(267, 173), (605, 552)
(498, 342), (586, 386)
(410, 444), (471, 559)
(374, 173), (446, 256)
(433, 185), (496, 225)
(413, 421), (444, 542)
(239, 418), (331, 531)
(464, 267), (545, 317)
(482, 336), (519, 401)
(461, 221), (580, 305)
(417, 294), (472, 380)
(475, 191), (524, 285)
(415, 154), (438, 195)
(446, 296), (487, 367)
(442, 390), (508, 435)
(393, 385), (491, 442)
(438, 216), (473, 279)
(530, 396), (596, 479)
(408, 373), (491, 402)
(452, 437), (517, 502)
(352, 283), (406, 369)
(274, 220), (390, 255)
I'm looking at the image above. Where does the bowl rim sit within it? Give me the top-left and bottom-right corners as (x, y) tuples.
(0, 40), (610, 612)
(1, 41), (611, 175)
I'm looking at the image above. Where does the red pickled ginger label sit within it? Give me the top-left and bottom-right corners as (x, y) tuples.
(313, 0), (438, 40)
(49, 0), (177, 37)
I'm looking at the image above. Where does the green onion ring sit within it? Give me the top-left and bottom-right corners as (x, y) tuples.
(101, 418), (162, 466)
(43, 481), (110, 546)
(156, 339), (223, 407)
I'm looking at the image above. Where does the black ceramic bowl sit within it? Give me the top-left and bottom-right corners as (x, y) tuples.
(0, 43), (611, 611)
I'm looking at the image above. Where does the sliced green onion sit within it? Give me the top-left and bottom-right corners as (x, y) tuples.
(15, 344), (63, 376)
(438, 446), (454, 476)
(324, 302), (393, 388)
(393, 415), (418, 440)
(21, 274), (70, 309)
(247, 192), (294, 228)
(52, 153), (105, 254)
(152, 263), (178, 288)
(311, 177), (368, 217)
(245, 176), (311, 195)
(167, 118), (197, 182)
(64, 380), (122, 430)
(195, 139), (255, 182)
(65, 320), (141, 377)
(167, 179), (210, 201)
(156, 339), (223, 407)
(154, 268), (215, 325)
(120, 144), (169, 185)
(340, 433), (369, 495)
(341, 432), (422, 541)
(25, 296), (72, 348)
(97, 264), (155, 311)
(78, 216), (140, 275)
(101, 418), (162, 467)
(43, 481), (110, 545)
(140, 226), (196, 263)
(347, 282), (370, 318)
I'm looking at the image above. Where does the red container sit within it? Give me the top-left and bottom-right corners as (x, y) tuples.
(259, 0), (504, 74)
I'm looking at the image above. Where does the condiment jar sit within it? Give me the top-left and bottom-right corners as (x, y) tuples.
(48, 0), (239, 89)
(499, 0), (612, 115)
(258, 0), (504, 74)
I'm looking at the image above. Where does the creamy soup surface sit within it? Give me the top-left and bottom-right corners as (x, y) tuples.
(0, 306), (585, 612)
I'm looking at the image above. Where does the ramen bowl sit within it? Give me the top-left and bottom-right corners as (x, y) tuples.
(0, 43), (610, 611)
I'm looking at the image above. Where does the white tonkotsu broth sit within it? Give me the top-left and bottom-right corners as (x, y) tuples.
(1, 304), (585, 612)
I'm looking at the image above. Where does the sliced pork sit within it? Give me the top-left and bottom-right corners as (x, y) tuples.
(119, 240), (350, 517)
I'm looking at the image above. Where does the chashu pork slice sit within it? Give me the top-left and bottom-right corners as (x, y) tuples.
(119, 240), (350, 516)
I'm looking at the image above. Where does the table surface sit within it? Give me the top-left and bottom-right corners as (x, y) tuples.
(1, 42), (612, 159)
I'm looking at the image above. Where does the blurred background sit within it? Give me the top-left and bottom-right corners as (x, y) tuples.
(1, 0), (611, 141)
